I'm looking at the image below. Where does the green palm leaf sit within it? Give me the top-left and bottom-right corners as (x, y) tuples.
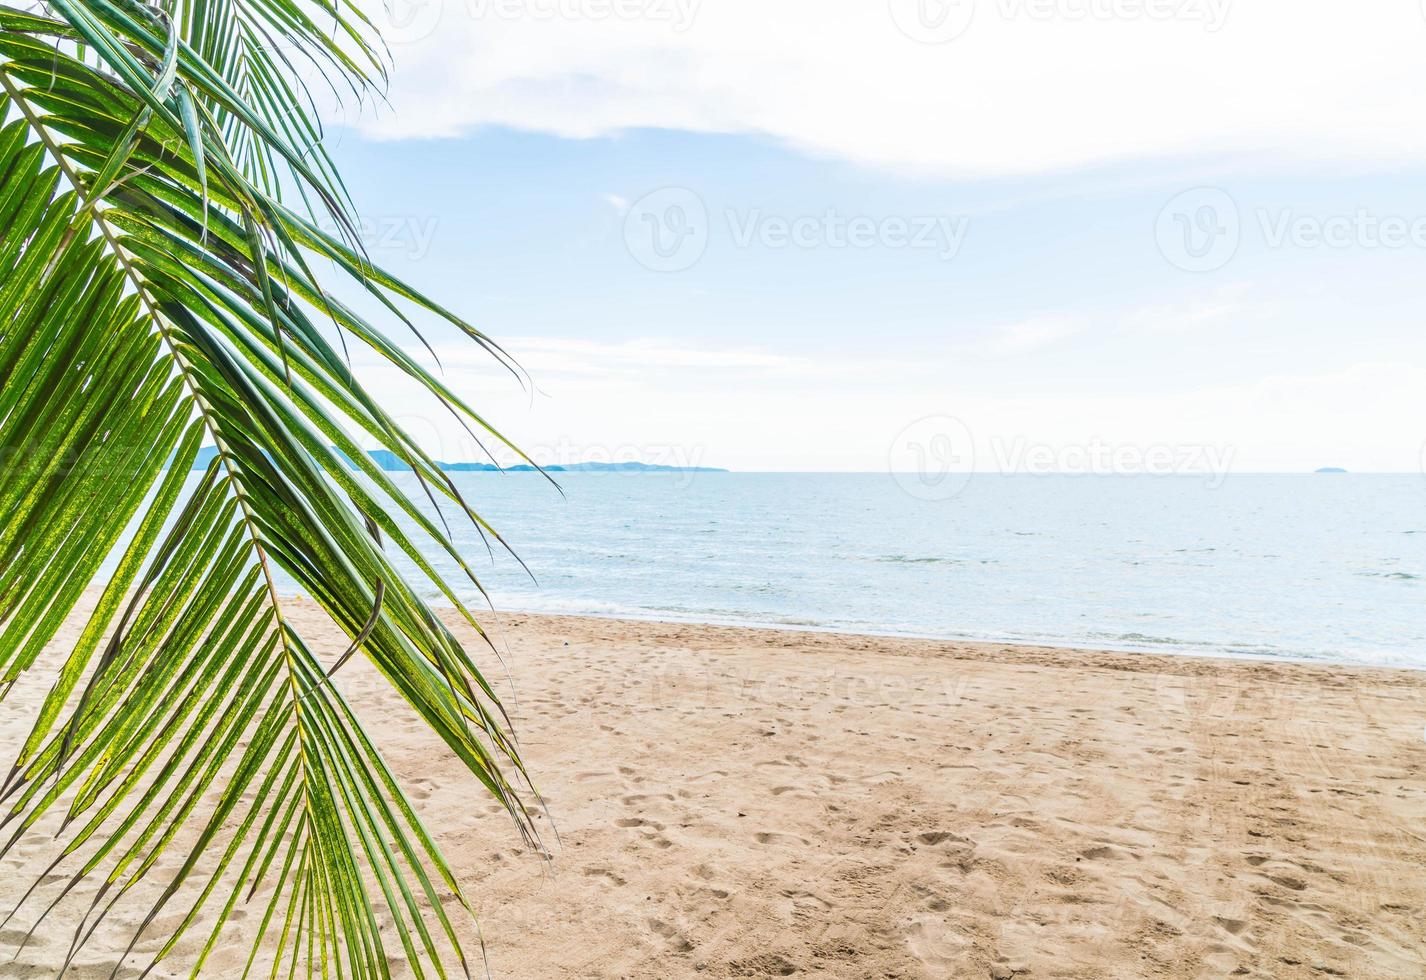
(0, 2), (540, 975)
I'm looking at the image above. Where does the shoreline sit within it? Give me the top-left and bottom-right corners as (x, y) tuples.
(440, 599), (1426, 674)
(476, 606), (1426, 681)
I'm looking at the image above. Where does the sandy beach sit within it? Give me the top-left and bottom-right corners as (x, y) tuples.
(3, 601), (1425, 979)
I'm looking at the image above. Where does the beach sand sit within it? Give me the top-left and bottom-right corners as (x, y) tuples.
(3, 600), (1425, 978)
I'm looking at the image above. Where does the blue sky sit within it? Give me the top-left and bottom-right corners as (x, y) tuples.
(320, 0), (1426, 472)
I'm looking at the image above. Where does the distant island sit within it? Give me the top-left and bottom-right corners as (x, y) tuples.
(1314, 467), (1348, 474)
(185, 446), (725, 473)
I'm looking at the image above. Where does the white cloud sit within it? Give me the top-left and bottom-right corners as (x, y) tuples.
(351, 0), (1426, 178)
(406, 335), (930, 379)
(974, 316), (1084, 356)
(1119, 283), (1267, 334)
(506, 336), (795, 372)
(599, 192), (629, 212)
(350, 326), (1426, 472)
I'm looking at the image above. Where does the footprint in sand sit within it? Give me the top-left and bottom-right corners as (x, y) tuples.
(616, 817), (665, 830)
(622, 792), (675, 805)
(729, 952), (797, 976)
(686, 770), (729, 783)
(780, 888), (833, 911)
(1212, 915), (1248, 936)
(0, 928), (49, 951)
(648, 918), (694, 952)
(582, 867), (626, 887)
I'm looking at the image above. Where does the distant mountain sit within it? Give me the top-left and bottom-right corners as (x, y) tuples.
(553, 461), (726, 473)
(365, 449), (412, 472)
(1314, 467), (1348, 474)
(185, 447), (724, 473)
(440, 460), (501, 472)
(410, 458), (724, 474)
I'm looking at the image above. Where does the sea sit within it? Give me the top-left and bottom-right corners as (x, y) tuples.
(367, 472), (1426, 669)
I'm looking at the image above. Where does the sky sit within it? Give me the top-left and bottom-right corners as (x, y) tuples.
(318, 0), (1426, 473)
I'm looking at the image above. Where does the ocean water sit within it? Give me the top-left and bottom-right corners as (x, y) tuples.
(370, 472), (1426, 668)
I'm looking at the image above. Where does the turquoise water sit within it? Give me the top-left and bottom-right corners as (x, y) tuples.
(371, 472), (1426, 668)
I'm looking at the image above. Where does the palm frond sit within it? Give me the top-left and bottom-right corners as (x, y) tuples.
(0, 1), (539, 975)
